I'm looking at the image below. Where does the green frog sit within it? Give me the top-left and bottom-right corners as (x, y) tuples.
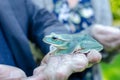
(43, 33), (103, 55)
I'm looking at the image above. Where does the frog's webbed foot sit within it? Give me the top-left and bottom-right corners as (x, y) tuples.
(73, 48), (82, 54)
(73, 45), (88, 54)
(73, 48), (90, 57)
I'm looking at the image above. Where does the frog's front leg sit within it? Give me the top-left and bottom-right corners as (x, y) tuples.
(72, 45), (82, 54)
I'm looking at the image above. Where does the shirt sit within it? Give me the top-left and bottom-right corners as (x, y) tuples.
(53, 0), (95, 33)
(0, 26), (15, 66)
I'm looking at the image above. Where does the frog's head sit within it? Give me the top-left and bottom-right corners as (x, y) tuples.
(43, 33), (70, 49)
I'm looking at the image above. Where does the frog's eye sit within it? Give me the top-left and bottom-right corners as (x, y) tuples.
(52, 36), (59, 40)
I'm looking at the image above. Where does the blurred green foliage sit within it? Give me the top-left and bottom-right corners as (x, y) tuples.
(110, 0), (120, 20)
(101, 54), (120, 80)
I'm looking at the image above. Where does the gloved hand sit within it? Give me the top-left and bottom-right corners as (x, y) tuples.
(0, 65), (27, 80)
(91, 24), (120, 50)
(0, 49), (101, 80)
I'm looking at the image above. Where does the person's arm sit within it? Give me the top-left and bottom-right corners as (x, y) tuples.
(26, 0), (70, 54)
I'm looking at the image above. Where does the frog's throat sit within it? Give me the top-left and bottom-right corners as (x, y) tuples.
(52, 42), (68, 49)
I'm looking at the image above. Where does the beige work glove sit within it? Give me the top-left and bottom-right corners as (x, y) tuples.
(0, 50), (101, 80)
(91, 24), (120, 62)
(91, 24), (120, 50)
